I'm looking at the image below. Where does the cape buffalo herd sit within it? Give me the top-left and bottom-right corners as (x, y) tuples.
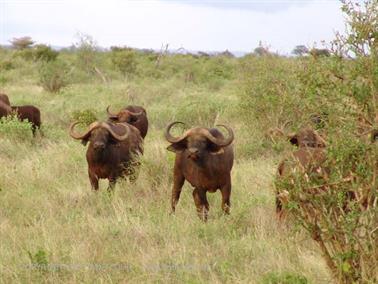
(1, 91), (375, 222)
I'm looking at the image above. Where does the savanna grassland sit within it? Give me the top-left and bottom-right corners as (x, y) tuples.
(0, 46), (332, 284)
(1, 2), (378, 281)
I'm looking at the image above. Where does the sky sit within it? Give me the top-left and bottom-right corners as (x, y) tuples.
(0, 0), (346, 54)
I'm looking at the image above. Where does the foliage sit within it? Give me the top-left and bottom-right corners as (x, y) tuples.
(0, 59), (14, 71)
(0, 115), (33, 140)
(111, 47), (137, 76)
(14, 48), (35, 61)
(71, 109), (98, 126)
(309, 48), (331, 57)
(74, 32), (99, 74)
(292, 45), (309, 56)
(33, 44), (59, 62)
(38, 59), (70, 92)
(274, 1), (378, 283)
(10, 36), (34, 49)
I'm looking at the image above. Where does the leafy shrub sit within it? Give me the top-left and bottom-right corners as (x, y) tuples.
(71, 109), (97, 126)
(0, 60), (14, 71)
(262, 272), (308, 284)
(111, 47), (137, 76)
(14, 48), (35, 61)
(33, 44), (59, 62)
(274, 1), (378, 283)
(0, 115), (33, 140)
(38, 59), (70, 92)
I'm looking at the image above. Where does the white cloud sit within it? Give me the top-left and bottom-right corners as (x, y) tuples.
(0, 0), (345, 53)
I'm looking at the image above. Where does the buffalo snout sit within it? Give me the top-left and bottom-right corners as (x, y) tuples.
(93, 141), (105, 150)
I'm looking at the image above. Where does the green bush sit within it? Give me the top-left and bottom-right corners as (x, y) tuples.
(38, 59), (70, 92)
(14, 49), (34, 61)
(0, 59), (14, 71)
(33, 44), (59, 62)
(274, 1), (378, 283)
(0, 115), (33, 140)
(111, 47), (137, 76)
(71, 109), (98, 126)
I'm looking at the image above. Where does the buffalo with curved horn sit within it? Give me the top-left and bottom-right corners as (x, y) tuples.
(107, 105), (148, 139)
(165, 121), (234, 221)
(70, 121), (143, 191)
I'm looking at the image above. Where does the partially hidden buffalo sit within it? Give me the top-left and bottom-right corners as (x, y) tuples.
(276, 147), (328, 219)
(276, 127), (327, 219)
(107, 105), (148, 139)
(69, 121), (143, 191)
(165, 122), (234, 221)
(0, 93), (10, 106)
(11, 105), (41, 136)
(287, 127), (326, 148)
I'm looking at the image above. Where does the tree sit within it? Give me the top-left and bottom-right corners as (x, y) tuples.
(9, 36), (34, 49)
(253, 46), (269, 56)
(292, 45), (309, 56)
(74, 32), (98, 74)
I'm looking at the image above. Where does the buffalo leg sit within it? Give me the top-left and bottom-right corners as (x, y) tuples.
(171, 168), (185, 213)
(108, 177), (117, 192)
(193, 188), (209, 222)
(220, 182), (231, 215)
(89, 171), (99, 191)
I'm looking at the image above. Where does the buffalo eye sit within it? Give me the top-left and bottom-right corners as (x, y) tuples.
(208, 142), (224, 155)
(289, 135), (299, 146)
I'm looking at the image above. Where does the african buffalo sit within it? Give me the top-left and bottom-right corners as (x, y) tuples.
(165, 122), (234, 221)
(276, 147), (328, 219)
(69, 121), (143, 191)
(0, 93), (10, 106)
(11, 105), (41, 136)
(288, 127), (326, 148)
(276, 127), (327, 219)
(107, 105), (148, 139)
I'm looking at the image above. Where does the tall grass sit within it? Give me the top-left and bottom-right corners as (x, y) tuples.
(0, 54), (331, 283)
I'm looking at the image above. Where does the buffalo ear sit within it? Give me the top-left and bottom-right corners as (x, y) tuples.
(208, 142), (225, 155)
(289, 134), (298, 146)
(167, 142), (186, 153)
(81, 139), (89, 146)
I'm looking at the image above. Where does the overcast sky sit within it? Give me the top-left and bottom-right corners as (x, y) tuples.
(0, 0), (346, 54)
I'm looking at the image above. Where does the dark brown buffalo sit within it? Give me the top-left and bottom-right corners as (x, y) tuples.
(165, 121), (234, 221)
(11, 105), (41, 136)
(69, 121), (143, 191)
(0, 93), (10, 105)
(0, 101), (11, 118)
(288, 127), (326, 148)
(107, 105), (148, 139)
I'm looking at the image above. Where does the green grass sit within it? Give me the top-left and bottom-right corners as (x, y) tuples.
(0, 56), (331, 283)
